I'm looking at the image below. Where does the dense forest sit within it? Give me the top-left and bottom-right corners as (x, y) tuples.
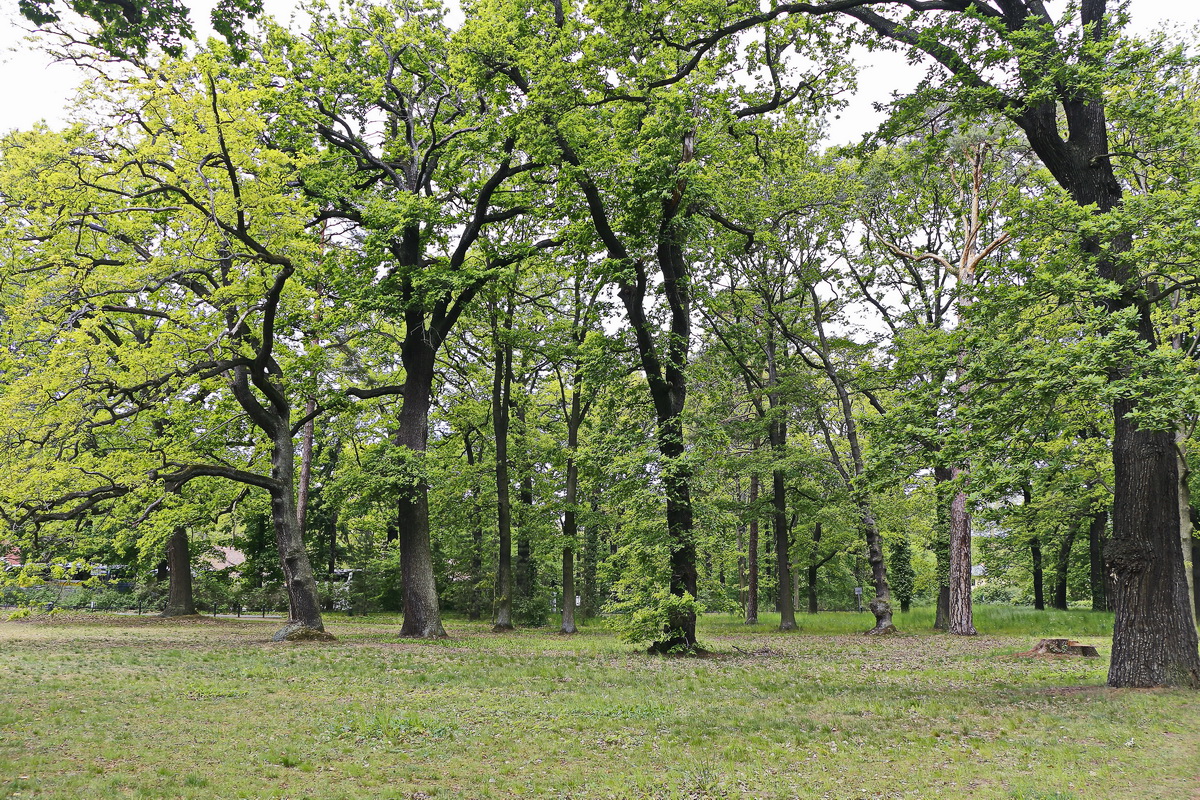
(1, 0), (1198, 687)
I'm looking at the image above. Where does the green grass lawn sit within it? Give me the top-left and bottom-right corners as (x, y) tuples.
(1, 607), (1197, 799)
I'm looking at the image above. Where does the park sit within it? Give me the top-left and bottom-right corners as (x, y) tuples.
(3, 608), (1197, 799)
(2, 0), (1200, 795)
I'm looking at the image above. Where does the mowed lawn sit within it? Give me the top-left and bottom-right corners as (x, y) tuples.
(1, 609), (1197, 799)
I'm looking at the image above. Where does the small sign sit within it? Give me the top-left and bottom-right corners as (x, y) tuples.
(853, 587), (863, 596)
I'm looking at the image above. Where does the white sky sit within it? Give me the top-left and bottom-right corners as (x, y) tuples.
(0, 0), (1197, 138)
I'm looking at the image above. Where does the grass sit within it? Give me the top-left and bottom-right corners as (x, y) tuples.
(0, 606), (1197, 799)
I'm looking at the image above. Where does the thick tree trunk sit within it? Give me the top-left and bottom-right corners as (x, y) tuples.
(268, 428), (329, 641)
(1053, 521), (1079, 611)
(492, 338), (515, 631)
(1032, 535), (1045, 611)
(161, 522), (196, 617)
(948, 467), (976, 635)
(746, 474), (760, 625)
(1106, 403), (1200, 686)
(393, 352), (446, 639)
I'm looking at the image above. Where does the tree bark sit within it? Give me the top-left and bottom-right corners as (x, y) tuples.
(268, 423), (328, 641)
(492, 333), (515, 631)
(746, 473), (760, 624)
(1053, 520), (1079, 611)
(515, 402), (536, 613)
(464, 430), (485, 622)
(862, 505), (896, 634)
(582, 503), (599, 618)
(1088, 509), (1108, 612)
(560, 385), (582, 634)
(393, 341), (446, 639)
(807, 521), (822, 614)
(1032, 535), (1045, 611)
(933, 466), (952, 630)
(161, 520), (196, 617)
(947, 468), (976, 636)
(1178, 427), (1195, 623)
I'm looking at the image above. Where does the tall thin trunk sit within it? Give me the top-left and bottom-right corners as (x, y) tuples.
(808, 522), (821, 614)
(934, 468), (952, 631)
(515, 403), (536, 612)
(492, 334), (515, 631)
(1053, 520), (1079, 611)
(560, 384), (582, 635)
(1088, 509), (1109, 612)
(464, 431), (484, 622)
(736, 482), (746, 615)
(746, 473), (759, 625)
(582, 502), (599, 618)
(766, 334), (796, 632)
(1032, 535), (1045, 611)
(296, 397), (317, 539)
(1024, 484), (1045, 611)
(773, 464), (795, 631)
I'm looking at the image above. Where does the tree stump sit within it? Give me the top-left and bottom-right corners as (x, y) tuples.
(1023, 638), (1099, 657)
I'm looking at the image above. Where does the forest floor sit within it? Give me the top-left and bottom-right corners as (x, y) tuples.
(1, 607), (1197, 799)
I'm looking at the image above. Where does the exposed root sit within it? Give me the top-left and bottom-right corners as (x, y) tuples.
(271, 622), (336, 642)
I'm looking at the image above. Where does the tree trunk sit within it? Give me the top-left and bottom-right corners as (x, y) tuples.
(296, 397), (317, 539)
(393, 348), (446, 639)
(560, 389), (582, 634)
(772, 468), (795, 631)
(746, 474), (759, 624)
(1088, 510), (1108, 612)
(464, 431), (484, 622)
(862, 505), (896, 634)
(515, 403), (536, 614)
(934, 468), (952, 630)
(1106, 401), (1200, 686)
(268, 425), (329, 641)
(1032, 535), (1045, 611)
(948, 467), (976, 635)
(807, 535), (820, 615)
(161, 521), (196, 617)
(1178, 427), (1195, 623)
(1014, 67), (1199, 686)
(582, 504), (599, 618)
(560, 547), (576, 634)
(1053, 520), (1079, 611)
(492, 336), (515, 631)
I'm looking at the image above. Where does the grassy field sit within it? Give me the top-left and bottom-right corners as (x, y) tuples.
(1, 607), (1197, 799)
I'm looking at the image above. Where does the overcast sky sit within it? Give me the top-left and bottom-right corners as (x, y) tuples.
(1, 0), (1197, 141)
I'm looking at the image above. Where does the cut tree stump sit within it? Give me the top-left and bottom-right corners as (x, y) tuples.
(1021, 638), (1099, 657)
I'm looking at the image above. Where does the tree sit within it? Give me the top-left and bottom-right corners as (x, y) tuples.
(269, 0), (552, 637)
